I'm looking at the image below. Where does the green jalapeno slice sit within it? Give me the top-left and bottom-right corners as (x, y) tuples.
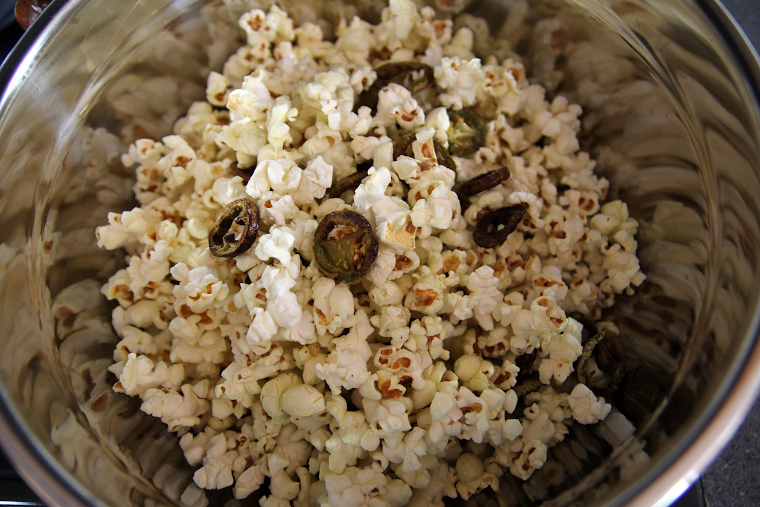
(447, 108), (486, 157)
(314, 211), (379, 284)
(209, 198), (260, 257)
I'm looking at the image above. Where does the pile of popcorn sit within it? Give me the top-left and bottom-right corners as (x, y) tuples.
(95, 0), (645, 504)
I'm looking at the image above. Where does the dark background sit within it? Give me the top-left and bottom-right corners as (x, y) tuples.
(1, 0), (760, 506)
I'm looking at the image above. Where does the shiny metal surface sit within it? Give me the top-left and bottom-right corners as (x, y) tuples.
(623, 3), (760, 503)
(0, 0), (759, 506)
(0, 1), (227, 505)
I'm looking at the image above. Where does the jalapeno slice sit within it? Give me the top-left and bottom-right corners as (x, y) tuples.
(327, 163), (371, 199)
(393, 131), (456, 171)
(514, 349), (537, 384)
(567, 311), (598, 345)
(472, 204), (526, 248)
(447, 108), (485, 157)
(314, 211), (379, 284)
(229, 161), (254, 183)
(513, 377), (543, 398)
(209, 198), (260, 257)
(459, 167), (511, 196)
(358, 61), (435, 110)
(576, 329), (626, 395)
(377, 61), (434, 93)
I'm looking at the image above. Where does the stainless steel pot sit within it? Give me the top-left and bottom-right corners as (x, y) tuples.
(1, 0), (759, 505)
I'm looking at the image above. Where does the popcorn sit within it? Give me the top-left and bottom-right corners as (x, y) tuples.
(354, 167), (392, 212)
(568, 383), (611, 424)
(322, 466), (391, 507)
(455, 452), (498, 500)
(261, 373), (302, 417)
(374, 198), (417, 251)
(508, 439), (548, 480)
(239, 6), (295, 47)
(246, 158), (302, 198)
(206, 71), (231, 107)
(281, 384), (326, 417)
(311, 277), (355, 335)
(140, 383), (210, 430)
(114, 353), (184, 396)
(234, 465), (266, 500)
(255, 227), (295, 265)
(211, 175), (247, 206)
(434, 57), (484, 109)
(404, 267), (453, 315)
(259, 260), (303, 330)
(96, 1), (645, 502)
(292, 156), (333, 205)
(466, 266), (502, 330)
(193, 450), (237, 490)
(171, 264), (229, 313)
(454, 355), (494, 393)
(537, 316), (583, 384)
(315, 310), (374, 393)
(376, 83), (426, 129)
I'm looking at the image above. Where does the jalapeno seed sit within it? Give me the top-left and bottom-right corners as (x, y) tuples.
(209, 198), (259, 257)
(447, 109), (486, 157)
(472, 204), (526, 248)
(314, 211), (379, 284)
(459, 167), (511, 196)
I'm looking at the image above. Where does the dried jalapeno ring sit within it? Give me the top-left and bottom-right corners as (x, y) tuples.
(393, 131), (456, 171)
(595, 331), (626, 387)
(209, 198), (259, 257)
(514, 349), (537, 384)
(314, 211), (379, 284)
(393, 131), (419, 160)
(229, 161), (254, 183)
(512, 377), (542, 398)
(447, 108), (485, 157)
(472, 204), (526, 248)
(376, 61), (434, 93)
(576, 329), (626, 395)
(568, 311), (598, 345)
(328, 163), (371, 199)
(358, 61), (435, 110)
(617, 366), (665, 425)
(459, 167), (511, 196)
